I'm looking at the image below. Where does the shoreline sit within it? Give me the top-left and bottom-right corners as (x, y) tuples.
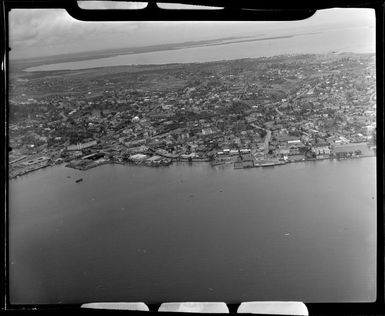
(9, 154), (375, 180)
(23, 51), (375, 73)
(22, 48), (375, 73)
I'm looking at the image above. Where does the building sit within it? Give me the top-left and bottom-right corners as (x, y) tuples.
(333, 142), (373, 157)
(312, 146), (331, 157)
(21, 156), (49, 166)
(67, 140), (97, 151)
(129, 154), (148, 163)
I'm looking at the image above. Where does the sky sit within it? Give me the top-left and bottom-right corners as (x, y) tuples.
(9, 2), (375, 59)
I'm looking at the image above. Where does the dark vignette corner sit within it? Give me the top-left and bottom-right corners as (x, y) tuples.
(1, 1), (384, 315)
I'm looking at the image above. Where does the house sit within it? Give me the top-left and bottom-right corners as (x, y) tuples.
(312, 146), (331, 158)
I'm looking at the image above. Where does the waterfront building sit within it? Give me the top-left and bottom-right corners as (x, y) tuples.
(312, 146), (331, 156)
(129, 154), (148, 163)
(333, 142), (373, 157)
(67, 140), (97, 151)
(20, 156), (50, 166)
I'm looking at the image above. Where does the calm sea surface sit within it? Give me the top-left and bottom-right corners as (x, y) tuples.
(25, 26), (375, 72)
(9, 158), (376, 304)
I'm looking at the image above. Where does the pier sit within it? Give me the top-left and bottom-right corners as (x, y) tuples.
(264, 130), (272, 157)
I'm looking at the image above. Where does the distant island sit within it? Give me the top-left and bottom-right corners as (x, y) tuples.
(11, 34), (299, 72)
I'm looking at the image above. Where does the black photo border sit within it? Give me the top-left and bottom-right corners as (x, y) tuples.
(1, 1), (384, 315)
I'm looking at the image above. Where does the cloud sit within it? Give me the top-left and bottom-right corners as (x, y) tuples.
(8, 7), (375, 59)
(9, 9), (141, 58)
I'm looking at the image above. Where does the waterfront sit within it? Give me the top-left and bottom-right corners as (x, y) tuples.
(9, 157), (376, 304)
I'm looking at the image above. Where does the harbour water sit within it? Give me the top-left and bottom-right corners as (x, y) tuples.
(9, 158), (376, 304)
(24, 26), (375, 72)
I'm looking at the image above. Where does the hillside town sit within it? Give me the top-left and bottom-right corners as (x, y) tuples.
(9, 53), (376, 178)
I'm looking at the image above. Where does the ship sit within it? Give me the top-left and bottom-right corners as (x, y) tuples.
(260, 162), (276, 167)
(258, 160), (286, 167)
(75, 178), (83, 183)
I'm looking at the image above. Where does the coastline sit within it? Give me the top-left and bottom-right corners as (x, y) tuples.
(9, 53), (376, 181)
(9, 154), (375, 180)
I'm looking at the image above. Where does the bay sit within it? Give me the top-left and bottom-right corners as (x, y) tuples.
(9, 158), (376, 304)
(24, 26), (375, 72)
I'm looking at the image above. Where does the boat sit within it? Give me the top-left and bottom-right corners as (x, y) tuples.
(75, 178), (83, 183)
(211, 160), (225, 166)
(260, 162), (276, 167)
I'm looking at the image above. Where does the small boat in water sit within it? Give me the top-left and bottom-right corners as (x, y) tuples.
(75, 178), (83, 183)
